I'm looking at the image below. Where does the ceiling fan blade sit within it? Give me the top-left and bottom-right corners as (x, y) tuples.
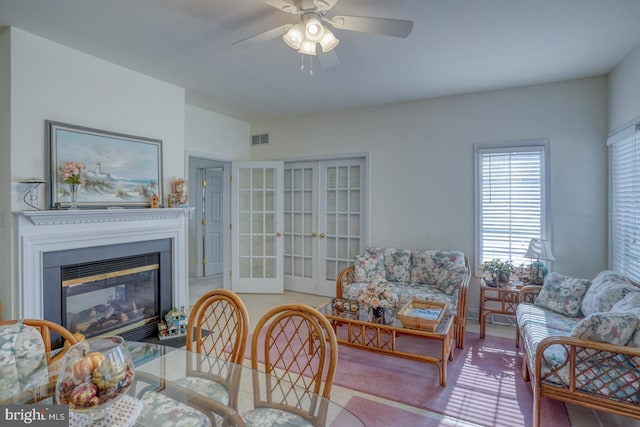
(328, 15), (413, 38)
(264, 0), (300, 14)
(314, 0), (340, 13)
(232, 24), (293, 47)
(318, 49), (340, 69)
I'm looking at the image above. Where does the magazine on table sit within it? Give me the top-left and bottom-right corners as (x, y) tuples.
(407, 307), (442, 320)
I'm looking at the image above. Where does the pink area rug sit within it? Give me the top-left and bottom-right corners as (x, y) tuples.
(332, 395), (462, 427)
(331, 330), (570, 427)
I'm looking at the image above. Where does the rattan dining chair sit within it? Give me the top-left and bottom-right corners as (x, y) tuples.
(138, 289), (250, 426)
(243, 303), (338, 427)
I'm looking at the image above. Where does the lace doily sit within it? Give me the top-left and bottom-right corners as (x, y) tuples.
(69, 395), (143, 427)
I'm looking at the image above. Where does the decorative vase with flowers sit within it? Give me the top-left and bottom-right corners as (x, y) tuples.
(62, 160), (86, 210)
(358, 278), (399, 323)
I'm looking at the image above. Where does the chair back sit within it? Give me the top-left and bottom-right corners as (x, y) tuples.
(186, 289), (250, 364)
(0, 319), (78, 364)
(250, 303), (338, 424)
(0, 319), (77, 402)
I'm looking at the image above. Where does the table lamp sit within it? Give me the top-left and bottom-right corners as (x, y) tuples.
(524, 238), (555, 284)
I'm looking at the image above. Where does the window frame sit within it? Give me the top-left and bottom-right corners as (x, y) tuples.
(474, 139), (552, 276)
(608, 123), (640, 282)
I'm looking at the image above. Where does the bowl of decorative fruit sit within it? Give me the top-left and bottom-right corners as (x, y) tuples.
(55, 336), (134, 419)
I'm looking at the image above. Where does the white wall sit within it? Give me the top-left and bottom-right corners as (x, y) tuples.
(0, 28), (11, 318)
(185, 104), (250, 160)
(4, 27), (186, 318)
(251, 77), (609, 315)
(609, 42), (640, 133)
(10, 27), (186, 210)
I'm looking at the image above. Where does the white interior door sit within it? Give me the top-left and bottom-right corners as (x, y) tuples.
(318, 159), (365, 295)
(203, 168), (223, 276)
(231, 161), (284, 293)
(282, 158), (366, 297)
(283, 163), (318, 294)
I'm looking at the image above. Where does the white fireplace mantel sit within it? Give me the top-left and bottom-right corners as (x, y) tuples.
(14, 208), (193, 319)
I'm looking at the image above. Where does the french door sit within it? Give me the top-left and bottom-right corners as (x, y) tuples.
(231, 161), (284, 293)
(284, 158), (366, 296)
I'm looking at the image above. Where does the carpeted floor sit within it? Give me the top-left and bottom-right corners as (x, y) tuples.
(330, 330), (570, 427)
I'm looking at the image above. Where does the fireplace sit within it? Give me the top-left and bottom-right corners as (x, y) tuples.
(14, 208), (192, 346)
(42, 239), (172, 346)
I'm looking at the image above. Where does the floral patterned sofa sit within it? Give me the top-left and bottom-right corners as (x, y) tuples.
(516, 271), (640, 427)
(336, 248), (470, 348)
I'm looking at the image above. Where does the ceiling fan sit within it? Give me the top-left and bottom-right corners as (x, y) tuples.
(233, 0), (414, 58)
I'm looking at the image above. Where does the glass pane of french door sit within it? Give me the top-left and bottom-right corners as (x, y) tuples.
(283, 163), (318, 293)
(320, 159), (365, 285)
(284, 164), (315, 278)
(232, 161), (283, 293)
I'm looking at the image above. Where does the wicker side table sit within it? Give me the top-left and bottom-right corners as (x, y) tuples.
(479, 284), (521, 338)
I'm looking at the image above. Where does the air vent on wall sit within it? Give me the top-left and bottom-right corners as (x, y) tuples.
(251, 133), (269, 145)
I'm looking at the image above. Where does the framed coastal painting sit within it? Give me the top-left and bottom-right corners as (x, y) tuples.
(47, 121), (163, 209)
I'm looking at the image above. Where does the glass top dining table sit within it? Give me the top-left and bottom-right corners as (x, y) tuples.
(2, 340), (364, 427)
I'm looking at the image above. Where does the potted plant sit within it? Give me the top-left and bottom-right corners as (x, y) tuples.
(481, 259), (514, 286)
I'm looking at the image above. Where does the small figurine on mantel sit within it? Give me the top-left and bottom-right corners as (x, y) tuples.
(150, 193), (160, 208)
(173, 178), (188, 207)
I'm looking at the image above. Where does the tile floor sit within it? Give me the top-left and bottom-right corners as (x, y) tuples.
(189, 276), (639, 427)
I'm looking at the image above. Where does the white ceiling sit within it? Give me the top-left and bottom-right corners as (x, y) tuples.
(1, 0), (640, 122)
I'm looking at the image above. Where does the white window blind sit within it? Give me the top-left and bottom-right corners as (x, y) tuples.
(475, 143), (549, 270)
(609, 124), (640, 282)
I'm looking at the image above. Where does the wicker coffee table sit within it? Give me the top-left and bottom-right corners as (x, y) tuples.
(317, 301), (454, 386)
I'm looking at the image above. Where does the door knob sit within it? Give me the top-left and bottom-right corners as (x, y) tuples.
(319, 233), (326, 238)
(276, 232), (282, 237)
(311, 232), (318, 238)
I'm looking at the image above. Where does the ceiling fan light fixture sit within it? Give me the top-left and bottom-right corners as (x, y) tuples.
(298, 39), (317, 56)
(283, 23), (305, 49)
(303, 14), (324, 42)
(319, 29), (339, 52)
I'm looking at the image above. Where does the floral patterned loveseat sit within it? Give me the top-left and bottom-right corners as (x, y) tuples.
(335, 248), (470, 348)
(516, 271), (640, 427)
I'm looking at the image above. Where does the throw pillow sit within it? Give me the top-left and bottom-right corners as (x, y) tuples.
(611, 292), (640, 348)
(383, 248), (412, 283)
(571, 312), (638, 345)
(580, 271), (638, 317)
(534, 272), (591, 317)
(353, 253), (386, 282)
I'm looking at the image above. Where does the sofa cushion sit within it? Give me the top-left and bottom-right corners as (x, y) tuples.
(341, 281), (458, 316)
(581, 271), (639, 317)
(410, 250), (465, 295)
(516, 302), (581, 333)
(534, 272), (591, 317)
(353, 253), (386, 282)
(611, 292), (640, 348)
(383, 248), (412, 283)
(571, 312), (638, 345)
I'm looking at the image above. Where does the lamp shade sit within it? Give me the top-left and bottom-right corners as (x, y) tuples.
(319, 29), (339, 52)
(283, 23), (305, 49)
(524, 238), (555, 261)
(298, 39), (317, 55)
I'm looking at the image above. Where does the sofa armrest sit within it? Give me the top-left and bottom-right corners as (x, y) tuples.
(534, 335), (640, 405)
(335, 265), (355, 299)
(519, 285), (541, 303)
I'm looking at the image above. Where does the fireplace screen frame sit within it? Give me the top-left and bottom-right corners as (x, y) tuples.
(43, 239), (172, 347)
